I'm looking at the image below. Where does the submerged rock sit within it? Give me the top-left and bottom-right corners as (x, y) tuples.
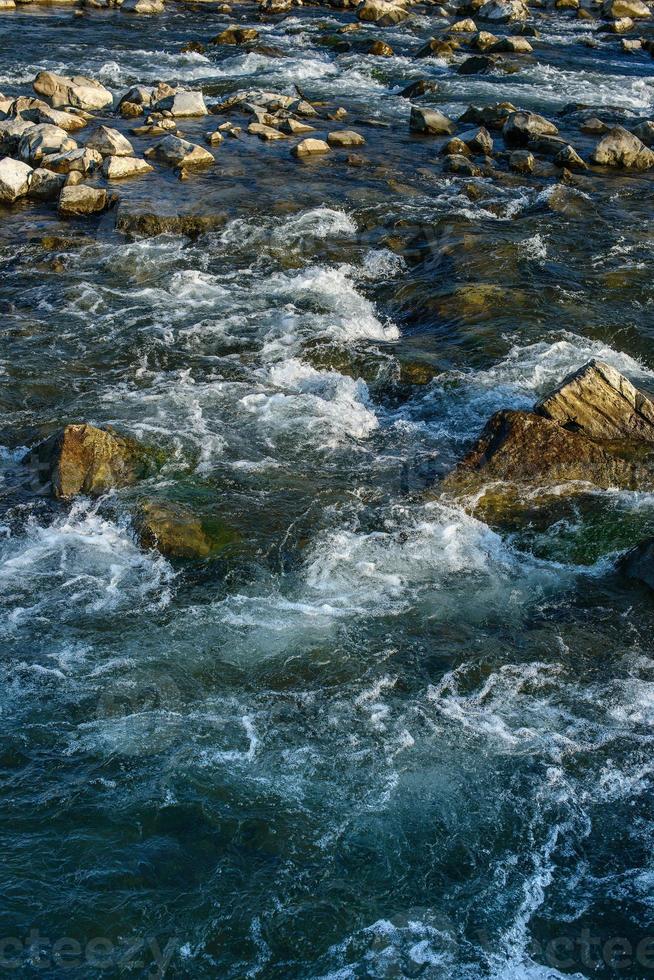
(327, 129), (365, 147)
(115, 210), (226, 238)
(536, 359), (654, 444)
(135, 501), (238, 559)
(591, 126), (654, 169)
(23, 423), (162, 499)
(33, 71), (113, 111)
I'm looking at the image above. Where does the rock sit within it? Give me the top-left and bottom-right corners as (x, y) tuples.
(442, 409), (653, 499)
(415, 38), (458, 58)
(181, 40), (206, 54)
(619, 538), (654, 591)
(478, 0), (528, 22)
(205, 130), (224, 145)
(144, 135), (214, 168)
(0, 157), (32, 202)
(155, 90), (207, 118)
(503, 110), (559, 146)
(58, 185), (109, 217)
(103, 155), (154, 179)
(632, 120), (654, 146)
(86, 125), (134, 157)
(278, 118), (315, 134)
(442, 137), (470, 156)
(398, 79), (440, 98)
(457, 54), (499, 73)
(0, 119), (35, 155)
(603, 14), (635, 29)
(327, 129), (366, 147)
(357, 0), (408, 23)
(259, 0), (292, 12)
(135, 501), (237, 559)
(409, 106), (455, 134)
(247, 122), (286, 140)
(472, 30), (500, 50)
(603, 0), (650, 17)
(42, 147), (103, 175)
(490, 34), (533, 51)
(554, 143), (587, 169)
(24, 424), (162, 499)
(591, 126), (654, 169)
(292, 138), (331, 156)
(459, 101), (516, 128)
(459, 126), (493, 153)
(449, 16), (477, 30)
(21, 105), (87, 132)
(443, 153), (481, 175)
(27, 167), (65, 200)
(580, 116), (608, 134)
(119, 101), (143, 119)
(33, 71), (113, 111)
(369, 39), (394, 55)
(535, 360), (654, 444)
(115, 211), (226, 238)
(621, 36), (642, 49)
(19, 124), (77, 164)
(509, 148), (535, 172)
(122, 0), (164, 12)
(212, 26), (259, 43)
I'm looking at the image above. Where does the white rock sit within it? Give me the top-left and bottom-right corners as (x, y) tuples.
(103, 155), (154, 178)
(478, 0), (528, 21)
(33, 71), (113, 111)
(0, 157), (32, 202)
(86, 125), (134, 157)
(22, 106), (88, 133)
(122, 0), (165, 12)
(154, 91), (207, 117)
(292, 138), (331, 156)
(41, 147), (103, 175)
(357, 0), (408, 23)
(19, 124), (77, 164)
(144, 135), (214, 167)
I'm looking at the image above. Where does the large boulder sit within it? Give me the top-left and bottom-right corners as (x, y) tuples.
(0, 157), (32, 202)
(33, 71), (113, 111)
(21, 105), (88, 133)
(144, 135), (214, 168)
(503, 110), (558, 146)
(357, 0), (408, 23)
(23, 424), (163, 499)
(42, 147), (103, 175)
(86, 125), (135, 157)
(536, 359), (654, 443)
(18, 124), (77, 164)
(603, 0), (651, 17)
(410, 106), (455, 135)
(134, 501), (237, 559)
(591, 126), (654, 169)
(58, 185), (109, 217)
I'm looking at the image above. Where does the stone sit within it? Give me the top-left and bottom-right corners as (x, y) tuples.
(0, 119), (35, 155)
(554, 143), (587, 169)
(619, 538), (654, 591)
(259, 0), (292, 12)
(459, 126), (493, 153)
(410, 105), (455, 134)
(490, 34), (533, 51)
(449, 16), (477, 30)
(205, 130), (224, 145)
(369, 39), (394, 55)
(509, 148), (535, 172)
(535, 360), (654, 444)
(86, 125), (134, 157)
(134, 501), (237, 559)
(478, 0), (528, 21)
(580, 116), (608, 134)
(604, 14), (635, 29)
(603, 0), (650, 17)
(0, 157), (32, 202)
(415, 38), (458, 58)
(24, 424), (162, 499)
(457, 54), (499, 73)
(398, 79), (440, 98)
(472, 30), (500, 50)
(459, 101), (516, 128)
(42, 147), (102, 175)
(591, 126), (654, 168)
(292, 138), (331, 156)
(357, 0), (408, 23)
(443, 153), (481, 175)
(442, 137), (470, 156)
(327, 129), (366, 147)
(19, 124), (77, 164)
(33, 71), (113, 111)
(103, 155), (154, 179)
(27, 167), (65, 200)
(248, 122), (286, 140)
(621, 36), (642, 49)
(115, 211), (226, 238)
(21, 105), (87, 132)
(632, 120), (654, 146)
(503, 110), (559, 145)
(58, 185), (108, 217)
(212, 26), (259, 43)
(121, 0), (164, 12)
(144, 135), (214, 167)
(181, 40), (206, 54)
(154, 90), (207, 117)
(442, 409), (653, 499)
(278, 118), (315, 134)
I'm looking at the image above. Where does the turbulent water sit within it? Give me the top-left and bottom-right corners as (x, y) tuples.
(2, 3), (654, 978)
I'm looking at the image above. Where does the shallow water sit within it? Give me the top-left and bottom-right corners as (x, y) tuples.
(2, 2), (654, 977)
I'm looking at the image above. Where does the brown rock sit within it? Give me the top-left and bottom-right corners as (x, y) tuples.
(591, 125), (654, 169)
(135, 501), (237, 559)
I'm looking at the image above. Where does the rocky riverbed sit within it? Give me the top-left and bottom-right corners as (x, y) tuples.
(2, 0), (654, 977)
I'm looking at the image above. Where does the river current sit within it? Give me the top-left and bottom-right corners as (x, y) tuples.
(1, 3), (654, 978)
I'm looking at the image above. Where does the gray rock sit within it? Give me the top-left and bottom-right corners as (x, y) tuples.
(410, 106), (455, 135)
(33, 71), (113, 111)
(0, 156), (32, 202)
(591, 125), (654, 169)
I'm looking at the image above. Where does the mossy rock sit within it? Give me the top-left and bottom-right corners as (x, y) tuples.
(135, 500), (240, 560)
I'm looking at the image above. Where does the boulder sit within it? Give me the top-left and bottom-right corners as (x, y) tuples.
(509, 148), (535, 172)
(327, 129), (366, 147)
(631, 120), (654, 146)
(410, 106), (455, 134)
(27, 167), (65, 200)
(21, 106), (87, 132)
(33, 71), (113, 111)
(154, 90), (207, 117)
(478, 0), (528, 21)
(278, 118), (315, 134)
(472, 30), (500, 50)
(459, 126), (493, 153)
(415, 38), (458, 58)
(115, 211), (226, 238)
(369, 39), (394, 55)
(58, 185), (109, 217)
(442, 409), (653, 498)
(144, 135), (214, 167)
(619, 538), (654, 591)
(591, 126), (654, 169)
(490, 34), (533, 51)
(503, 110), (559, 145)
(0, 119), (35, 155)
(535, 360), (654, 444)
(212, 26), (259, 43)
(457, 54), (499, 74)
(86, 125), (134, 157)
(23, 424), (162, 499)
(247, 122), (286, 140)
(398, 79), (440, 98)
(0, 157), (32, 202)
(602, 0), (650, 17)
(449, 17), (477, 30)
(554, 143), (587, 169)
(135, 501), (237, 559)
(459, 101), (516, 128)
(103, 155), (154, 179)
(122, 0), (165, 12)
(292, 138), (331, 156)
(357, 0), (408, 23)
(42, 147), (103, 175)
(19, 124), (77, 164)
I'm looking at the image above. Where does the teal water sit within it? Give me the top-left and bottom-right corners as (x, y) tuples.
(2, 4), (654, 977)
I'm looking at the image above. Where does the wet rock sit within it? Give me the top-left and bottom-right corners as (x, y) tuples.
(33, 71), (113, 111)
(103, 155), (154, 179)
(459, 126), (493, 153)
(23, 423), (162, 499)
(357, 0), (409, 24)
(248, 122), (286, 140)
(554, 143), (587, 169)
(591, 125), (654, 168)
(87, 125), (134, 157)
(119, 101), (143, 119)
(205, 130), (224, 145)
(115, 211), (226, 237)
(442, 409), (653, 499)
(457, 54), (499, 73)
(154, 91), (207, 117)
(535, 359), (654, 444)
(135, 501), (237, 559)
(279, 118), (315, 134)
(369, 39), (394, 55)
(42, 147), (103, 175)
(443, 153), (481, 175)
(602, 0), (650, 17)
(181, 40), (206, 54)
(478, 0), (528, 22)
(443, 137), (470, 155)
(212, 26), (259, 43)
(27, 167), (65, 200)
(327, 129), (366, 147)
(122, 0), (164, 12)
(631, 120), (654, 146)
(619, 538), (654, 591)
(490, 34), (533, 51)
(410, 106), (455, 134)
(0, 119), (35, 157)
(621, 36), (642, 49)
(459, 101), (517, 128)
(415, 38), (458, 58)
(144, 135), (214, 167)
(21, 105), (87, 133)
(18, 124), (77, 164)
(603, 14), (635, 30)
(58, 184), (109, 217)
(292, 137), (331, 156)
(472, 30), (500, 50)
(398, 79), (440, 98)
(580, 116), (609, 134)
(450, 16), (478, 30)
(0, 157), (32, 202)
(503, 110), (559, 146)
(259, 0), (292, 13)
(509, 148), (535, 172)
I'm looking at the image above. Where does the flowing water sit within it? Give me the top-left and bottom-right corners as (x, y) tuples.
(2, 4), (654, 978)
